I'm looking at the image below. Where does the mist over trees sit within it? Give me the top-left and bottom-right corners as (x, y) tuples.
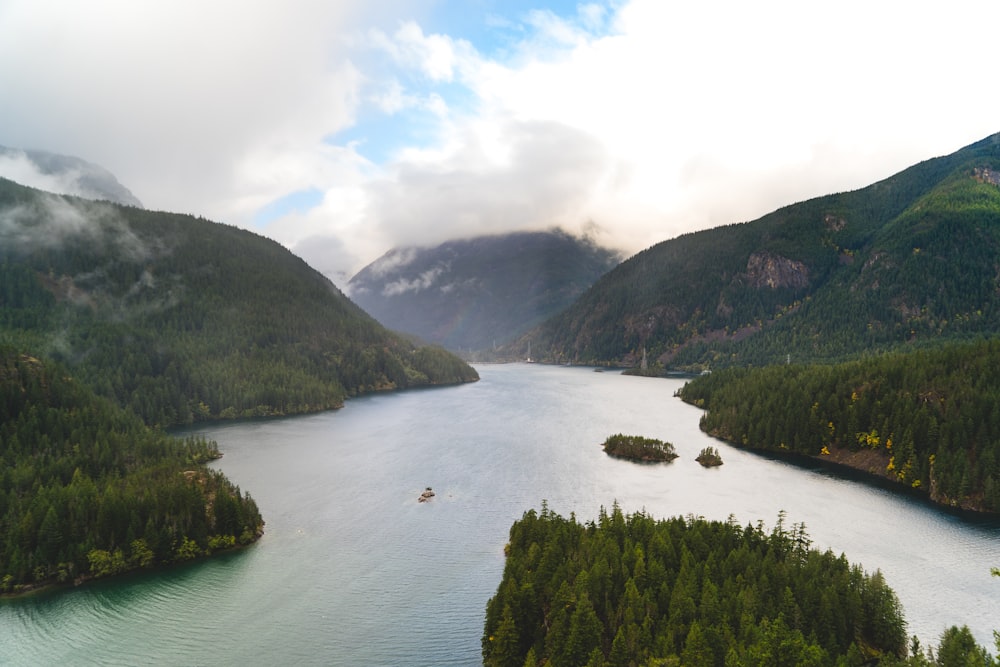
(0, 177), (478, 429)
(0, 175), (476, 593)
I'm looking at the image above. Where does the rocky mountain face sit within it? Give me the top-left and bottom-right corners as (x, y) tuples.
(347, 229), (621, 353)
(521, 133), (1000, 368)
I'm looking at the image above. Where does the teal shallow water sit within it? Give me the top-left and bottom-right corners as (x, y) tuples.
(2, 364), (998, 665)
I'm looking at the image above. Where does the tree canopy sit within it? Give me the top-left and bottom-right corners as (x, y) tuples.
(679, 337), (1000, 513)
(0, 349), (263, 594)
(0, 177), (478, 429)
(483, 504), (911, 666)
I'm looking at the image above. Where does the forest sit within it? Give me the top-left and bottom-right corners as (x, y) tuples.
(678, 338), (1000, 513)
(483, 504), (998, 666)
(0, 177), (481, 593)
(0, 178), (478, 428)
(0, 349), (264, 593)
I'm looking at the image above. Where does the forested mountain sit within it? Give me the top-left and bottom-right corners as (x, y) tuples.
(347, 230), (620, 353)
(0, 145), (143, 207)
(483, 504), (998, 666)
(0, 177), (478, 427)
(0, 349), (264, 593)
(679, 337), (1000, 513)
(521, 133), (1000, 368)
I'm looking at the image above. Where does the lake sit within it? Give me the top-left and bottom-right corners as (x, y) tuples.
(2, 363), (998, 665)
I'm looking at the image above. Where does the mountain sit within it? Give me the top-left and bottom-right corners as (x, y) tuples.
(521, 133), (1000, 368)
(347, 229), (621, 353)
(0, 177), (478, 427)
(0, 146), (143, 207)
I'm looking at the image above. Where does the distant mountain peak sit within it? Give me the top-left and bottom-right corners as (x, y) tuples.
(0, 145), (143, 208)
(348, 229), (621, 352)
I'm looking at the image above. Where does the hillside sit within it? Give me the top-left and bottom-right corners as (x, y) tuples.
(347, 230), (620, 353)
(679, 338), (1000, 513)
(0, 178), (478, 427)
(520, 133), (1000, 368)
(0, 349), (264, 593)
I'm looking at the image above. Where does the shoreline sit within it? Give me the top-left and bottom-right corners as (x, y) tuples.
(702, 428), (1000, 521)
(0, 539), (262, 601)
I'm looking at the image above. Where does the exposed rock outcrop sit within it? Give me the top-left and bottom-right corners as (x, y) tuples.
(744, 251), (809, 290)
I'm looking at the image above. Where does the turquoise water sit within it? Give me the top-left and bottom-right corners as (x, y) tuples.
(2, 364), (998, 665)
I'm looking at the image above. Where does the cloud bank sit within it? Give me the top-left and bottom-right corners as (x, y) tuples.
(2, 0), (999, 285)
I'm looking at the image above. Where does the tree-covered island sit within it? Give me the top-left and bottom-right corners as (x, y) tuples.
(602, 434), (678, 463)
(696, 446), (724, 467)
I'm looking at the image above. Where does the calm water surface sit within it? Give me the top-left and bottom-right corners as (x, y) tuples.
(2, 364), (998, 665)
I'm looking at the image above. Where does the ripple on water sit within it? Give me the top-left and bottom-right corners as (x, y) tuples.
(2, 365), (998, 665)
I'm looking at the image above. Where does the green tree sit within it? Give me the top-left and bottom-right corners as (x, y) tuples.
(935, 626), (992, 667)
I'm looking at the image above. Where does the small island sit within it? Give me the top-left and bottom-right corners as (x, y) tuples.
(696, 446), (724, 467)
(602, 433), (678, 463)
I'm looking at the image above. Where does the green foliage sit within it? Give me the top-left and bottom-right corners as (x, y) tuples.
(679, 338), (1000, 512)
(0, 350), (264, 593)
(602, 434), (678, 462)
(0, 177), (478, 428)
(932, 626), (993, 667)
(483, 505), (909, 666)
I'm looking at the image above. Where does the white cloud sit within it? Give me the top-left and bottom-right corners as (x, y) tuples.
(0, 193), (151, 262)
(371, 21), (473, 82)
(0, 0), (389, 222)
(2, 0), (999, 287)
(382, 264), (448, 296)
(0, 152), (87, 199)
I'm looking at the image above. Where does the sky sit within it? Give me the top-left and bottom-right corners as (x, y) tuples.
(2, 0), (999, 286)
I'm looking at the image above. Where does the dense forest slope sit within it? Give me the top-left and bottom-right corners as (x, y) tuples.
(0, 178), (478, 427)
(679, 338), (1000, 513)
(523, 133), (1000, 368)
(347, 230), (620, 353)
(0, 349), (263, 593)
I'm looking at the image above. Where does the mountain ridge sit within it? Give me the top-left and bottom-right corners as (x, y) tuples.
(518, 132), (1000, 368)
(0, 177), (478, 427)
(348, 229), (621, 353)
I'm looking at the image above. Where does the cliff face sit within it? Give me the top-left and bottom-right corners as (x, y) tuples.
(973, 166), (1000, 186)
(743, 252), (809, 290)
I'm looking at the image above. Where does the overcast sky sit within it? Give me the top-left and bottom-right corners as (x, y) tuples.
(2, 0), (999, 284)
